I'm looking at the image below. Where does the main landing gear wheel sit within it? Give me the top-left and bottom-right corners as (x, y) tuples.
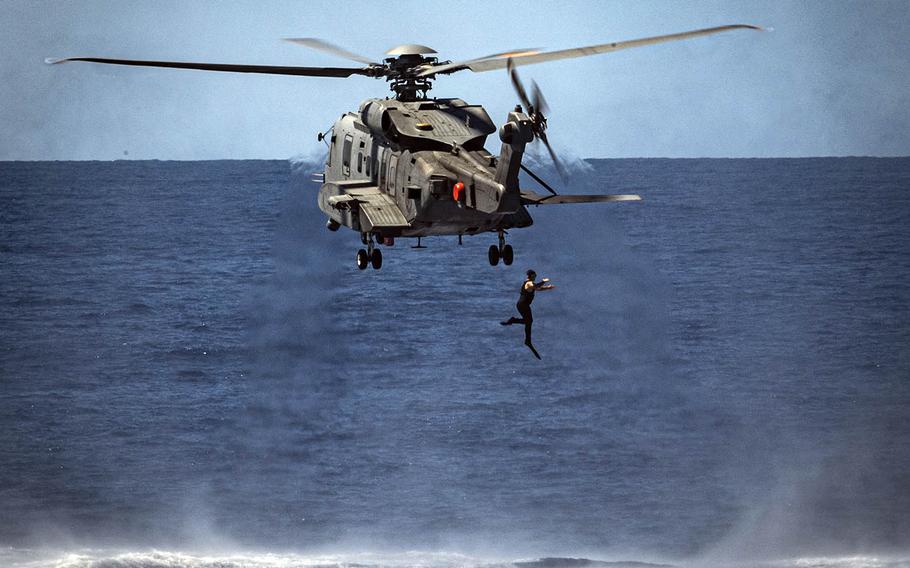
(356, 232), (383, 271)
(502, 244), (514, 266)
(488, 230), (513, 267)
(488, 245), (500, 266)
(356, 249), (369, 270)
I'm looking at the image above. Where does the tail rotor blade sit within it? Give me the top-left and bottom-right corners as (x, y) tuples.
(538, 131), (568, 182)
(531, 80), (549, 117)
(507, 58), (533, 112)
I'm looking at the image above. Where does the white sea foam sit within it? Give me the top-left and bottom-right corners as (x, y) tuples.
(1, 548), (498, 568)
(686, 555), (910, 568)
(5, 548), (909, 568)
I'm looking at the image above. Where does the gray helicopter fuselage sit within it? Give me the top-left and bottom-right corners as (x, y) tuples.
(317, 97), (533, 239)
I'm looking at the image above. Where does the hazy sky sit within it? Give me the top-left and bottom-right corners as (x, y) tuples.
(2, 0), (909, 160)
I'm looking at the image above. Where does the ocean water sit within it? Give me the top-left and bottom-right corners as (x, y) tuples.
(1, 158), (908, 568)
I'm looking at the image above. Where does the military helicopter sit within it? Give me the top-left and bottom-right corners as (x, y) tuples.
(48, 24), (761, 270)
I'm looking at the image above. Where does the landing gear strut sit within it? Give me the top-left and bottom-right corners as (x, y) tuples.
(488, 230), (514, 266)
(357, 233), (383, 270)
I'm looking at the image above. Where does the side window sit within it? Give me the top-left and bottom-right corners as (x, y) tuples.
(327, 135), (335, 166)
(342, 134), (353, 177)
(357, 152), (362, 174)
(370, 145), (380, 183)
(388, 155), (398, 196)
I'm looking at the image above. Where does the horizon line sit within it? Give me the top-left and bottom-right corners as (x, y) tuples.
(3, 155), (910, 163)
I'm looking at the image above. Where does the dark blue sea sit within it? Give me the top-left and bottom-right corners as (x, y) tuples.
(1, 158), (909, 568)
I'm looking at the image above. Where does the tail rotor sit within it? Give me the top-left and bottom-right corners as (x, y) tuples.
(507, 59), (567, 182)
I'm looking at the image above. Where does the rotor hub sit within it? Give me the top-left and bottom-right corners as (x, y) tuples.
(383, 54), (441, 101)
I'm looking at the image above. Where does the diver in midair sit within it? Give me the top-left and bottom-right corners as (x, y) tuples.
(501, 269), (555, 359)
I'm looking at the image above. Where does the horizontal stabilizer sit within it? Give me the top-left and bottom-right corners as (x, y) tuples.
(520, 191), (642, 205)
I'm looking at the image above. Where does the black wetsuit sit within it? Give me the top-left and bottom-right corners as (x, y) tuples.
(505, 280), (535, 343)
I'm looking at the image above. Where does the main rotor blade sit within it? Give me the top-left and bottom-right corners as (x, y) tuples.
(444, 24), (764, 74)
(283, 38), (377, 65)
(45, 56), (372, 78)
(416, 48), (540, 77)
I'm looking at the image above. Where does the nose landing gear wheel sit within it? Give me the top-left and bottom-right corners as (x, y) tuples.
(488, 245), (500, 266)
(502, 244), (514, 266)
(356, 249), (369, 270)
(370, 248), (383, 270)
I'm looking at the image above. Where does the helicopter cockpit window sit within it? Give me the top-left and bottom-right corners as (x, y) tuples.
(342, 134), (353, 176)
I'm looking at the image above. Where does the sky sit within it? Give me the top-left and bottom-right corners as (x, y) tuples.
(1, 0), (909, 160)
